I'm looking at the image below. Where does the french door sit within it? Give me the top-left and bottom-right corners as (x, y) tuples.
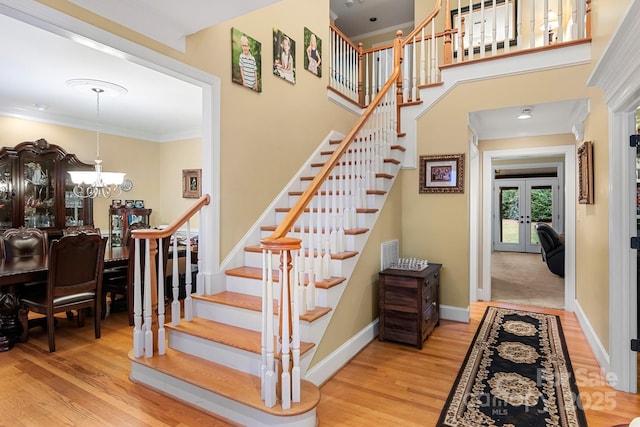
(494, 178), (558, 253)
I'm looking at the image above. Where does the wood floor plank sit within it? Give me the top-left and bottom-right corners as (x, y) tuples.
(1, 301), (637, 426)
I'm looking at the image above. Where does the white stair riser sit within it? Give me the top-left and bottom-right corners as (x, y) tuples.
(169, 329), (263, 375)
(193, 299), (323, 342)
(243, 250), (355, 277)
(168, 328), (313, 377)
(225, 275), (332, 308)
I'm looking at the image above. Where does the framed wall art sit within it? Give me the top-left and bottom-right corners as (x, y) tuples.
(304, 27), (322, 77)
(419, 153), (465, 193)
(273, 28), (296, 84)
(231, 27), (262, 92)
(577, 141), (594, 204)
(182, 169), (202, 199)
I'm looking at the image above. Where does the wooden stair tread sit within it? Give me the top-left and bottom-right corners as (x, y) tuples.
(300, 173), (392, 181)
(244, 244), (358, 260)
(288, 189), (386, 196)
(260, 224), (368, 235)
(193, 291), (332, 322)
(274, 207), (378, 214)
(165, 317), (315, 356)
(129, 348), (320, 417)
(225, 266), (346, 289)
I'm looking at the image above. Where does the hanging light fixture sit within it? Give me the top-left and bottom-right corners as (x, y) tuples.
(66, 79), (127, 199)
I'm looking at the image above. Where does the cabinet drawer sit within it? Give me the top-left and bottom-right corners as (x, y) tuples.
(384, 286), (419, 312)
(383, 309), (418, 332)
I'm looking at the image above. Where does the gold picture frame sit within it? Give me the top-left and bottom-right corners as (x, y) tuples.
(419, 153), (465, 193)
(182, 169), (202, 198)
(577, 141), (594, 204)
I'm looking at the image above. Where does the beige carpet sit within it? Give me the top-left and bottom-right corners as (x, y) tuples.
(491, 251), (565, 309)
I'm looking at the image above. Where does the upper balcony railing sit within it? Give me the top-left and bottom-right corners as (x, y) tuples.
(330, 0), (591, 110)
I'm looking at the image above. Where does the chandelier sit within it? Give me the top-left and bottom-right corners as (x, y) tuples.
(66, 79), (127, 199)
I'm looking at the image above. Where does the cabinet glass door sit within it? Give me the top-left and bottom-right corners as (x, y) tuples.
(23, 158), (56, 228)
(64, 175), (85, 226)
(0, 162), (14, 228)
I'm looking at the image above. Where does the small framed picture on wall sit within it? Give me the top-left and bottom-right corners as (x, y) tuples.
(182, 169), (202, 198)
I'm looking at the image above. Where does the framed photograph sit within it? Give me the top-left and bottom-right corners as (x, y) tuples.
(134, 200), (144, 208)
(304, 27), (322, 77)
(183, 169), (202, 199)
(231, 28), (262, 92)
(111, 199), (122, 208)
(419, 154), (465, 193)
(451, 0), (516, 55)
(578, 141), (594, 204)
(273, 28), (296, 84)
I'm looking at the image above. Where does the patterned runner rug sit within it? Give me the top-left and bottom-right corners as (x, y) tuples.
(437, 306), (588, 426)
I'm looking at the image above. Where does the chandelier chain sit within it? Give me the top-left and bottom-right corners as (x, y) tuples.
(93, 87), (103, 160)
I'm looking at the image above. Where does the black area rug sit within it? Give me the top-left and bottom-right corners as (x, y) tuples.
(437, 306), (588, 426)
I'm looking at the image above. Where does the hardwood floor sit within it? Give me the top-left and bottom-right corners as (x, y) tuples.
(1, 302), (638, 426)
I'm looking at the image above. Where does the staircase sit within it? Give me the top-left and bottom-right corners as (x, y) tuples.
(125, 1), (593, 423)
(129, 130), (405, 426)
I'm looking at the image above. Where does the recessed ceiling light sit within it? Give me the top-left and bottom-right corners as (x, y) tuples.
(34, 103), (48, 111)
(369, 17), (377, 22)
(517, 107), (533, 120)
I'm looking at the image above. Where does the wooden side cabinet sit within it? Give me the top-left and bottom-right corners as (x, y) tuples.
(108, 207), (152, 247)
(378, 263), (441, 349)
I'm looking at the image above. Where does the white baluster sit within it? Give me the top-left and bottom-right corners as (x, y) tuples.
(264, 250), (276, 408)
(171, 236), (180, 325)
(157, 237), (166, 355)
(184, 223), (193, 321)
(280, 250), (291, 410)
(133, 238), (143, 357)
(292, 251), (301, 402)
(143, 240), (153, 358)
(261, 250), (267, 400)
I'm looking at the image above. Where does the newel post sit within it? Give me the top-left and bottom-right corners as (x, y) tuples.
(443, 0), (453, 65)
(259, 236), (302, 409)
(394, 30), (404, 135)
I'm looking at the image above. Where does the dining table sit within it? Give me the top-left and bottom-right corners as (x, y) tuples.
(0, 246), (129, 352)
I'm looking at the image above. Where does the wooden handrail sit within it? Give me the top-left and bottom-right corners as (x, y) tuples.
(131, 194), (210, 240)
(263, 33), (404, 242)
(401, 0), (442, 48)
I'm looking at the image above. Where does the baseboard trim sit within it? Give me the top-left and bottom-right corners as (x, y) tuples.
(305, 318), (379, 387)
(573, 299), (611, 375)
(440, 304), (470, 323)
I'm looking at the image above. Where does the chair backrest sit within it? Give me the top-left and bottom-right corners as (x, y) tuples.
(48, 233), (107, 298)
(63, 225), (101, 236)
(0, 226), (48, 260)
(535, 223), (562, 253)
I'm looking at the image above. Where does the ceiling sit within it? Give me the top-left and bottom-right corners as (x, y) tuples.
(330, 0), (415, 39)
(0, 1), (587, 144)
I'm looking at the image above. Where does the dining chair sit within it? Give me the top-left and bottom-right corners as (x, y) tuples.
(19, 233), (107, 352)
(62, 225), (101, 236)
(0, 226), (48, 260)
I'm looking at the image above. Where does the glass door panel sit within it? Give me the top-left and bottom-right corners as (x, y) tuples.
(494, 178), (557, 253)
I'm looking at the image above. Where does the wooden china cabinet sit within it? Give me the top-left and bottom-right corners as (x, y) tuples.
(0, 139), (94, 237)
